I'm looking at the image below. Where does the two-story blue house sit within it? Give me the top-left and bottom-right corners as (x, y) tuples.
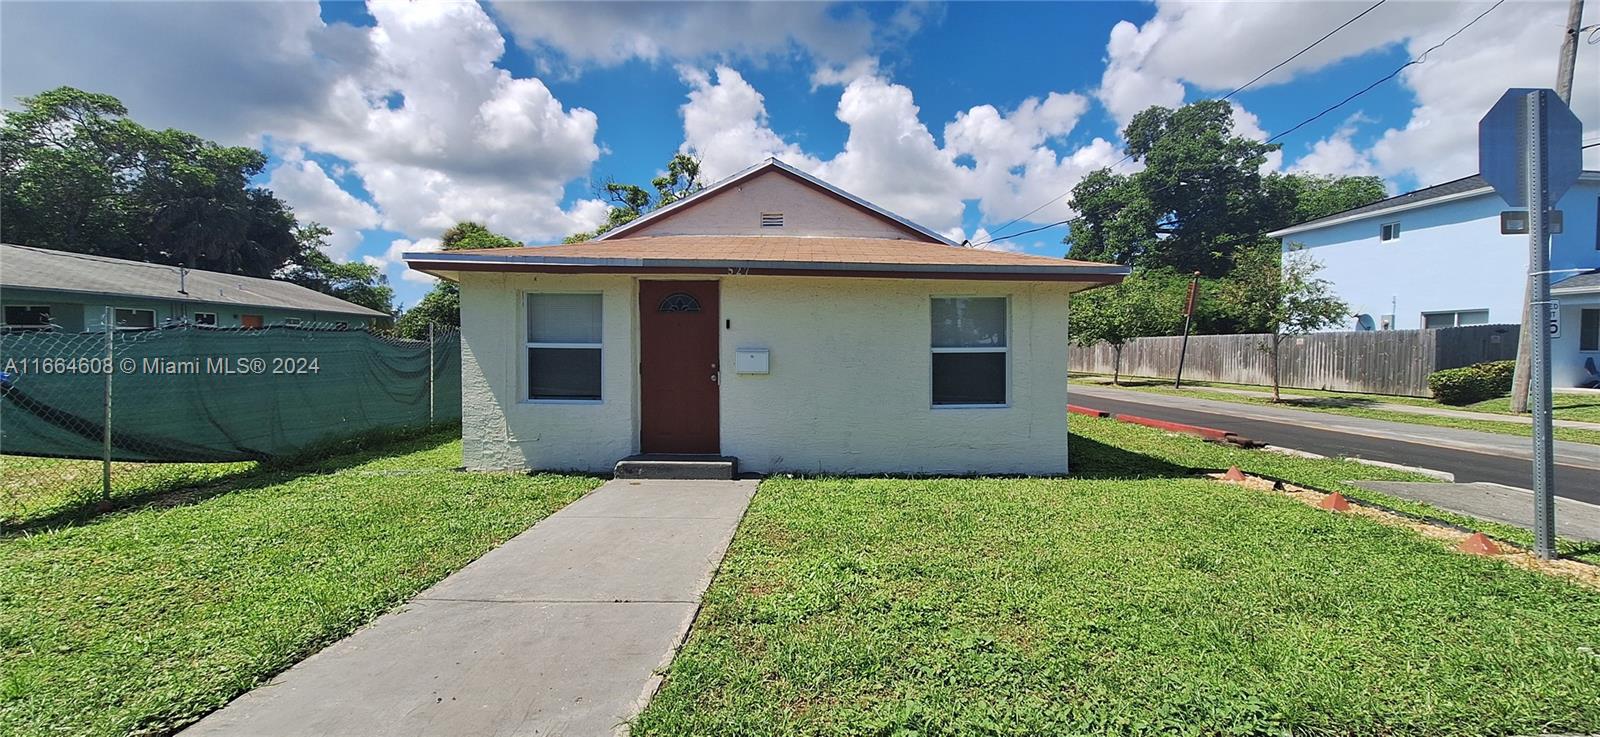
(1268, 171), (1600, 388)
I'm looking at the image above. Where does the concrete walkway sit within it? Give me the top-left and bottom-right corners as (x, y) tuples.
(183, 478), (758, 737)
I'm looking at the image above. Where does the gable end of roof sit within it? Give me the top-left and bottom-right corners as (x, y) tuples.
(595, 158), (958, 246)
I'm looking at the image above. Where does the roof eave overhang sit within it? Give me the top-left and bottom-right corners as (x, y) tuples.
(1268, 171), (1600, 239)
(404, 253), (1128, 284)
(0, 282), (387, 317)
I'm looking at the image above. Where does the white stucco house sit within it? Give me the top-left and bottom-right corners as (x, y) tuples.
(405, 159), (1128, 475)
(1268, 171), (1599, 333)
(1552, 270), (1600, 388)
(1268, 171), (1599, 387)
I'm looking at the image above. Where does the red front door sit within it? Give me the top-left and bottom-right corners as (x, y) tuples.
(639, 281), (720, 454)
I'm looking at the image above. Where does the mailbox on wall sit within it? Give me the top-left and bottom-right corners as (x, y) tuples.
(734, 348), (770, 374)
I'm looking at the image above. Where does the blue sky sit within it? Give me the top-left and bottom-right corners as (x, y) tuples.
(2, 1), (1595, 309)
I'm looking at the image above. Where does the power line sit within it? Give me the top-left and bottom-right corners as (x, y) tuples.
(1220, 0), (1387, 102)
(1265, 0), (1504, 145)
(973, 0), (1388, 246)
(974, 0), (1505, 248)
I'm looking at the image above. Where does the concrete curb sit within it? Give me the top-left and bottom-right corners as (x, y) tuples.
(1071, 403), (1261, 448)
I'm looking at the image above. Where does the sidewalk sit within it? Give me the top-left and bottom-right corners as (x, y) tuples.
(182, 478), (758, 737)
(1081, 378), (1600, 432)
(1069, 384), (1600, 470)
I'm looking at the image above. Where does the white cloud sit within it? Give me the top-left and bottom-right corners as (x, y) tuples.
(2, 0), (611, 293)
(1370, 3), (1600, 182)
(382, 237), (442, 284)
(681, 65), (1123, 234)
(1290, 114), (1380, 178)
(264, 148), (381, 259)
(492, 1), (895, 69)
(1095, 19), (1186, 128)
(1088, 0), (1600, 183)
(678, 66), (822, 181)
(812, 75), (972, 231)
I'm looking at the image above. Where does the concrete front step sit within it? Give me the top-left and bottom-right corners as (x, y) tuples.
(614, 454), (739, 480)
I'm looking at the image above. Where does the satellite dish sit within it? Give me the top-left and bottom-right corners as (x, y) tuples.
(1355, 314), (1376, 331)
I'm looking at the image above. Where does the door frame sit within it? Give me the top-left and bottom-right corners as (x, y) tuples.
(637, 279), (721, 454)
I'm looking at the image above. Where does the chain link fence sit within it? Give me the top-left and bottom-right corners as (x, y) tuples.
(1, 311), (460, 526)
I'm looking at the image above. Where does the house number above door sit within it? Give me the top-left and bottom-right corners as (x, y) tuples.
(658, 292), (701, 313)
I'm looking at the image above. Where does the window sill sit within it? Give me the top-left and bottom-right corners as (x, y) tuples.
(521, 399), (604, 406)
(932, 403), (1010, 410)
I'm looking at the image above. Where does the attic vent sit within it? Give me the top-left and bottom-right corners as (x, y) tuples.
(760, 212), (784, 228)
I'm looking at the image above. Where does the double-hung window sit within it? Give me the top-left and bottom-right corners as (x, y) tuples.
(931, 296), (1008, 407)
(526, 293), (602, 401)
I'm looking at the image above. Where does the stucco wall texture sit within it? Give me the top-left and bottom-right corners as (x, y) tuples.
(457, 271), (1073, 475)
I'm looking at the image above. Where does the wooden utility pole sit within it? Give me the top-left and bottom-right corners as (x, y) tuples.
(1511, 0), (1584, 413)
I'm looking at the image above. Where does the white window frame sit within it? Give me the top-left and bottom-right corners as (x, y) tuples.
(283, 317), (303, 327)
(522, 291), (604, 405)
(930, 295), (1010, 409)
(1421, 309), (1489, 328)
(192, 312), (218, 326)
(1579, 308), (1599, 353)
(1379, 222), (1400, 242)
(113, 307), (156, 330)
(3, 304), (51, 328)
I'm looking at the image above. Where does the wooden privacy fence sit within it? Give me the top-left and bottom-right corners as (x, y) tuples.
(1069, 324), (1519, 397)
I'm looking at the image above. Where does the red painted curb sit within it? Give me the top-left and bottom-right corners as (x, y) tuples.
(1067, 404), (1110, 418)
(1113, 413), (1232, 442)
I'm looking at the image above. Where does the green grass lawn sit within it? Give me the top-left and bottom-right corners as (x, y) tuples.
(0, 429), (599, 737)
(1069, 373), (1600, 445)
(1, 455), (260, 531)
(635, 419), (1600, 736)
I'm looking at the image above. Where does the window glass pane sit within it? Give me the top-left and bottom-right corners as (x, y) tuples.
(194, 313), (217, 326)
(1456, 310), (1489, 326)
(932, 352), (1006, 405)
(4, 305), (50, 325)
(932, 297), (1006, 348)
(1422, 312), (1455, 329)
(527, 293), (602, 343)
(114, 308), (154, 328)
(1581, 309), (1599, 352)
(528, 347), (601, 400)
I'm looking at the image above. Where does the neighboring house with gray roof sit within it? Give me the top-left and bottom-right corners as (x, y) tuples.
(0, 244), (388, 332)
(1267, 171), (1599, 387)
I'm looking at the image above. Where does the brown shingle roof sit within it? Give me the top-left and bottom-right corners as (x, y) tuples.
(407, 235), (1127, 283)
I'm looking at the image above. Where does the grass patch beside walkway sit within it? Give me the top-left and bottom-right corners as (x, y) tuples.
(0, 429), (599, 737)
(635, 421), (1600, 736)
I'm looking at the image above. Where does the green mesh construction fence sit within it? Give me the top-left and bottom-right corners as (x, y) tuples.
(0, 324), (460, 463)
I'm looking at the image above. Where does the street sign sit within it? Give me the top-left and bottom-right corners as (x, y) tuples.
(1479, 88), (1584, 207)
(1550, 301), (1561, 339)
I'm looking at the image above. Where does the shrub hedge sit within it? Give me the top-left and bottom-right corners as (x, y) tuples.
(1427, 360), (1515, 405)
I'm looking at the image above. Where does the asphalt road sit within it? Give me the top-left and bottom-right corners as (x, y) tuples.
(1070, 387), (1600, 506)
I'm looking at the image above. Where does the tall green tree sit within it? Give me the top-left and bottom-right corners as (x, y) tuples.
(441, 221), (522, 250)
(1218, 246), (1350, 401)
(1, 87), (300, 277)
(277, 223), (394, 315)
(1069, 271), (1188, 385)
(1065, 99), (1384, 279)
(564, 153), (706, 242)
(395, 221), (523, 339)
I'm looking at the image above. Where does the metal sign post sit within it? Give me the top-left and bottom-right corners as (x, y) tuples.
(1479, 88), (1583, 559)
